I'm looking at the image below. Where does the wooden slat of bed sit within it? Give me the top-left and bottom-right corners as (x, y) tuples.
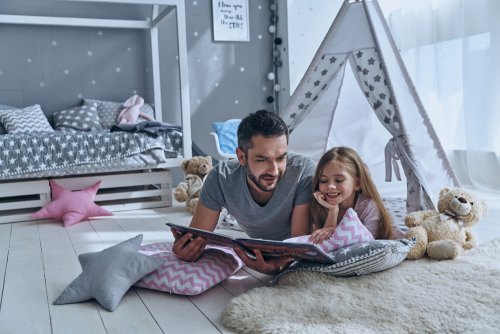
(0, 169), (173, 224)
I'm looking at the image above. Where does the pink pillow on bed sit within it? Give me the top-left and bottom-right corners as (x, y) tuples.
(285, 208), (374, 253)
(31, 179), (113, 227)
(135, 242), (243, 295)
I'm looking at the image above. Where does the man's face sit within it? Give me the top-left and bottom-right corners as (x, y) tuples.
(237, 134), (288, 193)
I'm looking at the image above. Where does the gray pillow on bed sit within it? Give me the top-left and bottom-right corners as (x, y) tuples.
(0, 104), (16, 134)
(0, 104), (54, 134)
(53, 103), (103, 132)
(83, 98), (155, 129)
(53, 234), (164, 312)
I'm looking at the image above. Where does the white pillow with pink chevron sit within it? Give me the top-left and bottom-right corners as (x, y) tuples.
(135, 242), (243, 295)
(285, 208), (374, 253)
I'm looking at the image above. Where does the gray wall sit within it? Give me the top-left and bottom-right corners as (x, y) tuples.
(0, 0), (154, 113)
(0, 0), (276, 162)
(182, 0), (275, 158)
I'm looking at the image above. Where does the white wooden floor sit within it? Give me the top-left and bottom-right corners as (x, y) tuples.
(1, 190), (499, 334)
(0, 205), (274, 334)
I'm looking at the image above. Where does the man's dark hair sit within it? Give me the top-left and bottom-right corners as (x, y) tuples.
(237, 109), (289, 152)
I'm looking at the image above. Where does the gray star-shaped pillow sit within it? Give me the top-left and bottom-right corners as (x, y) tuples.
(53, 234), (164, 311)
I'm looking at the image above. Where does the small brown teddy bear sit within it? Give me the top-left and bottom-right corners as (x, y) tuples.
(174, 156), (213, 214)
(405, 187), (487, 260)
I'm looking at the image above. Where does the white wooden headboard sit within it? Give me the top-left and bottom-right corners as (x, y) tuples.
(0, 0), (192, 165)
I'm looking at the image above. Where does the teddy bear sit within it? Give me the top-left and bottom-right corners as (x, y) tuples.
(404, 187), (487, 260)
(174, 156), (213, 214)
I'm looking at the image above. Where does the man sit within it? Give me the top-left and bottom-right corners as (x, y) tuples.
(172, 110), (315, 274)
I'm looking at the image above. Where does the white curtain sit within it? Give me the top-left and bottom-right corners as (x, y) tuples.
(382, 0), (500, 192)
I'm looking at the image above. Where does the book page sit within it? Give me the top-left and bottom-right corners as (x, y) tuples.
(167, 222), (335, 264)
(166, 223), (236, 248)
(236, 239), (335, 264)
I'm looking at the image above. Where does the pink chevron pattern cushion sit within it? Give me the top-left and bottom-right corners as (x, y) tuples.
(135, 242), (243, 295)
(285, 208), (374, 253)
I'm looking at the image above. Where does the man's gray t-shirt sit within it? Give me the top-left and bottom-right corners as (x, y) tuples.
(200, 152), (315, 241)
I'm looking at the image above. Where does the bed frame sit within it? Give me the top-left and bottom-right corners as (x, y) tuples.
(0, 0), (192, 224)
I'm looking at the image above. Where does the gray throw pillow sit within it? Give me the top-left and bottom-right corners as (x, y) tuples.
(0, 104), (16, 134)
(83, 98), (155, 129)
(0, 104), (54, 134)
(53, 103), (103, 132)
(280, 239), (415, 278)
(53, 234), (164, 312)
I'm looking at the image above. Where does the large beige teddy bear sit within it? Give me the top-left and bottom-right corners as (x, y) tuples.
(174, 156), (213, 214)
(405, 187), (487, 260)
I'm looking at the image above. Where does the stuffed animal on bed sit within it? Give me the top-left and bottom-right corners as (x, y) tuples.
(116, 94), (155, 125)
(404, 187), (487, 260)
(174, 156), (213, 214)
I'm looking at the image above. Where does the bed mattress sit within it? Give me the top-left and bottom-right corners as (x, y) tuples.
(0, 130), (182, 179)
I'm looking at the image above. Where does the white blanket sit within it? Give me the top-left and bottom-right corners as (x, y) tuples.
(222, 238), (500, 334)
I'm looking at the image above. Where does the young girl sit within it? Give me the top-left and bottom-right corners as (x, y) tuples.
(310, 146), (394, 244)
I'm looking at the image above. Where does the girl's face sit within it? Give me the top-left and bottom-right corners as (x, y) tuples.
(318, 160), (360, 208)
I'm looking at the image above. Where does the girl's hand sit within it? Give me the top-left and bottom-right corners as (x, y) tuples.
(313, 191), (338, 210)
(310, 226), (336, 244)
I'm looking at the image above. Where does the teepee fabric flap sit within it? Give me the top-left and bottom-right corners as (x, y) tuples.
(281, 0), (459, 212)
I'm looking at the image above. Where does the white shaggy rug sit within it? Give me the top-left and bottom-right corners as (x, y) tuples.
(222, 238), (500, 334)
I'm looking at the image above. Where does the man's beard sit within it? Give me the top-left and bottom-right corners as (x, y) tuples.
(245, 161), (282, 192)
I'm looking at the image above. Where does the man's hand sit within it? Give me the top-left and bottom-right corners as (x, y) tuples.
(171, 229), (207, 262)
(234, 247), (292, 275)
(171, 201), (220, 262)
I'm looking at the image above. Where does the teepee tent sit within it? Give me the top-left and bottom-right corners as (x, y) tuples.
(280, 0), (459, 211)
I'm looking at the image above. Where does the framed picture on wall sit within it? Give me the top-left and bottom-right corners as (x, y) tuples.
(212, 0), (250, 42)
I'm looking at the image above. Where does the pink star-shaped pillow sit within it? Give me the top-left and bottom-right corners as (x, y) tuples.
(32, 179), (113, 227)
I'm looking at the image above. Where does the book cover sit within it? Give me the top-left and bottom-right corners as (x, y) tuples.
(166, 222), (335, 263)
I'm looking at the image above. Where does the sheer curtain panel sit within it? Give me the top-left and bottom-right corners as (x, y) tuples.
(383, 0), (500, 192)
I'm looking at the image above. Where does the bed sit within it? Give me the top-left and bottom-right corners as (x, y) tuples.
(0, 0), (192, 223)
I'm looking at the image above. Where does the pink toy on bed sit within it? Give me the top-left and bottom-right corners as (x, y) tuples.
(116, 94), (155, 125)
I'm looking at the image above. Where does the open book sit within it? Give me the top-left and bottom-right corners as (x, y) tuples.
(166, 222), (336, 264)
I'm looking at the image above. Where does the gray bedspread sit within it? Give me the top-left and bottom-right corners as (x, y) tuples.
(0, 130), (182, 177)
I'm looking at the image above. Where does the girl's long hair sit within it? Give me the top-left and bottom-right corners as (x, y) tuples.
(311, 147), (393, 239)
